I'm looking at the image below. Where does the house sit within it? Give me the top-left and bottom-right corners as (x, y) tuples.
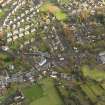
(26, 17), (30, 21)
(98, 52), (105, 64)
(30, 38), (34, 42)
(17, 16), (21, 20)
(25, 31), (29, 35)
(25, 10), (29, 14)
(21, 19), (25, 23)
(24, 41), (30, 45)
(19, 28), (24, 32)
(25, 25), (30, 30)
(13, 35), (18, 40)
(13, 30), (19, 35)
(17, 22), (20, 27)
(13, 24), (16, 29)
(19, 33), (24, 37)
(31, 28), (36, 33)
(30, 7), (34, 12)
(7, 38), (12, 43)
(21, 13), (25, 17)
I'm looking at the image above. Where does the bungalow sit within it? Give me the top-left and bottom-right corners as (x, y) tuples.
(31, 28), (36, 33)
(30, 7), (34, 12)
(30, 38), (35, 42)
(25, 25), (30, 30)
(13, 35), (18, 40)
(9, 20), (13, 25)
(7, 32), (12, 37)
(33, 11), (36, 15)
(21, 19), (25, 23)
(17, 21), (20, 27)
(26, 17), (30, 21)
(19, 33), (24, 37)
(17, 16), (21, 20)
(13, 24), (16, 29)
(13, 30), (19, 35)
(13, 1), (17, 6)
(26, 10), (30, 13)
(19, 28), (24, 32)
(25, 31), (29, 35)
(21, 13), (25, 17)
(24, 40), (30, 45)
(7, 38), (12, 43)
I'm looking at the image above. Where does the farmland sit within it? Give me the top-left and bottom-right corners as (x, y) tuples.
(30, 78), (63, 105)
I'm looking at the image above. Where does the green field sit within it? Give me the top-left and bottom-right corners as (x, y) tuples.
(30, 78), (63, 105)
(0, 96), (5, 104)
(40, 2), (68, 21)
(59, 0), (70, 5)
(23, 84), (43, 103)
(81, 66), (105, 81)
(0, 9), (4, 18)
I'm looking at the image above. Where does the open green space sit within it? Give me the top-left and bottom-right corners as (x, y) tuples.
(58, 0), (71, 5)
(0, 9), (5, 18)
(81, 66), (105, 81)
(0, 96), (5, 104)
(40, 2), (68, 21)
(30, 78), (63, 105)
(23, 84), (43, 104)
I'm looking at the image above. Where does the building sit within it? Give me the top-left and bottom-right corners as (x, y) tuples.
(98, 52), (105, 64)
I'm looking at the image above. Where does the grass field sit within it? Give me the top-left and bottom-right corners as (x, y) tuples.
(23, 84), (43, 103)
(0, 96), (5, 104)
(0, 9), (4, 18)
(81, 66), (105, 81)
(40, 2), (68, 21)
(30, 78), (63, 105)
(59, 0), (70, 5)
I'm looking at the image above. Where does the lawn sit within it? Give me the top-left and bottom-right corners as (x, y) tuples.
(0, 9), (4, 18)
(30, 78), (63, 105)
(81, 66), (105, 81)
(59, 0), (71, 5)
(40, 2), (68, 21)
(23, 84), (43, 104)
(0, 96), (5, 104)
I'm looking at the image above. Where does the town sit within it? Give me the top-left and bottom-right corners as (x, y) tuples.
(0, 0), (105, 105)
